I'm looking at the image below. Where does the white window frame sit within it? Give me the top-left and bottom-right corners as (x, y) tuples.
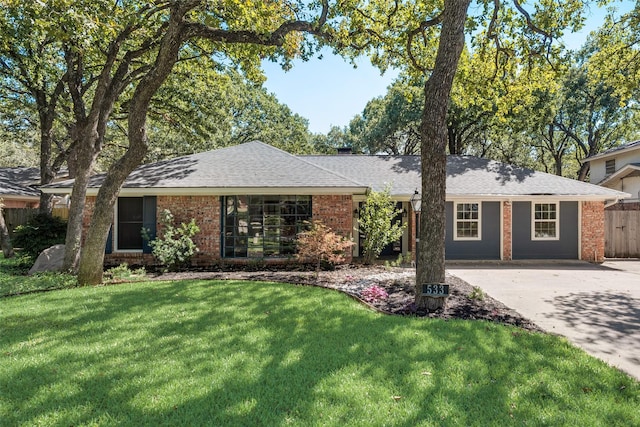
(531, 202), (560, 241)
(114, 197), (144, 253)
(453, 201), (482, 241)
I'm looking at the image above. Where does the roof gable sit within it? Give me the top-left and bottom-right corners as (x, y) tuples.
(598, 163), (640, 187)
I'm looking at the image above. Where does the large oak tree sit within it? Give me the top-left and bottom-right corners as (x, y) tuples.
(336, 0), (592, 309)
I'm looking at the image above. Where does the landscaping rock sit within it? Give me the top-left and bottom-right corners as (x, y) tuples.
(29, 244), (65, 275)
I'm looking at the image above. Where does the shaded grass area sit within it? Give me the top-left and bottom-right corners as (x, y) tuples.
(1, 278), (638, 426)
(0, 254), (78, 297)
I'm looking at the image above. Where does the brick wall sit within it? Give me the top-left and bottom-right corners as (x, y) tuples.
(312, 195), (353, 237)
(156, 195), (221, 266)
(95, 195), (221, 267)
(93, 194), (356, 267)
(502, 201), (512, 260)
(312, 194), (353, 262)
(581, 201), (605, 262)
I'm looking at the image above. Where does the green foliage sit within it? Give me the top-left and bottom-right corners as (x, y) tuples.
(345, 77), (423, 155)
(384, 252), (413, 269)
(296, 220), (353, 272)
(0, 126), (39, 167)
(104, 263), (147, 283)
(11, 214), (67, 259)
(100, 66), (317, 169)
(359, 186), (406, 264)
(470, 286), (486, 301)
(146, 209), (200, 272)
(588, 7), (640, 102)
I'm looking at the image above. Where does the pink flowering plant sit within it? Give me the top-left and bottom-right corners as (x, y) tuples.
(360, 285), (389, 303)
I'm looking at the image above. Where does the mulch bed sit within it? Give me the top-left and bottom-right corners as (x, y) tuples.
(150, 265), (542, 332)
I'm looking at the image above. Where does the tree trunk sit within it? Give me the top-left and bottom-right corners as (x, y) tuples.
(0, 205), (15, 258)
(62, 126), (100, 272)
(577, 162), (589, 181)
(77, 9), (186, 285)
(38, 120), (55, 215)
(415, 0), (471, 311)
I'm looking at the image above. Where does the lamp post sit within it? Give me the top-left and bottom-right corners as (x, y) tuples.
(409, 190), (421, 268)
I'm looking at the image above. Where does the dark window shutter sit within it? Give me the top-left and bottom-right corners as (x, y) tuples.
(105, 225), (113, 254)
(142, 196), (157, 254)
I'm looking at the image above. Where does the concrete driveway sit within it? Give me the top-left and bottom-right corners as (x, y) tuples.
(447, 260), (640, 380)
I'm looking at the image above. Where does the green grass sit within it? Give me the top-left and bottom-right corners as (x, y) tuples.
(0, 258), (638, 426)
(0, 254), (78, 297)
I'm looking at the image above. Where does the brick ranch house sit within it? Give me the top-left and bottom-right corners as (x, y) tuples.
(43, 141), (628, 267)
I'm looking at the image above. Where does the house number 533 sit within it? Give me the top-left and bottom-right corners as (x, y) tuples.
(421, 283), (450, 297)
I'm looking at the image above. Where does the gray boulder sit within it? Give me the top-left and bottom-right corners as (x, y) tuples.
(29, 244), (66, 275)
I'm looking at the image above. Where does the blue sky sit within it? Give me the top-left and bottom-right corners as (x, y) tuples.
(262, 2), (635, 135)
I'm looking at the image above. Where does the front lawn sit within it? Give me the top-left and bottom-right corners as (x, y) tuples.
(1, 274), (638, 426)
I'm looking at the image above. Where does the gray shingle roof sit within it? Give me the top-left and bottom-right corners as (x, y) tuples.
(43, 141), (628, 200)
(0, 167), (41, 198)
(47, 141), (365, 190)
(585, 140), (640, 162)
(304, 154), (628, 198)
(444, 156), (626, 197)
(302, 155), (420, 194)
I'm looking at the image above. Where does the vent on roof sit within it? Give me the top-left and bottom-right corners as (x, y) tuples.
(337, 147), (353, 155)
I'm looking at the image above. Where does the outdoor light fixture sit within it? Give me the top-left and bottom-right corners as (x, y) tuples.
(410, 190), (421, 213)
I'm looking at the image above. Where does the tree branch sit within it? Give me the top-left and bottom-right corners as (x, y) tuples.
(512, 0), (552, 42)
(406, 14), (443, 72)
(185, 0), (330, 46)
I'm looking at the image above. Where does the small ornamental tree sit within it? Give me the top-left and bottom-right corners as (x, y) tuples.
(296, 220), (353, 275)
(359, 185), (406, 264)
(146, 209), (200, 272)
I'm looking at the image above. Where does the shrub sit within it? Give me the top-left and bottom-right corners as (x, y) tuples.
(360, 285), (389, 303)
(12, 213), (67, 259)
(145, 209), (200, 272)
(296, 220), (353, 274)
(105, 263), (147, 282)
(358, 185), (406, 264)
(470, 286), (485, 301)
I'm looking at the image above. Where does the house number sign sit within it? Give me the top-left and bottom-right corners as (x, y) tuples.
(421, 283), (449, 297)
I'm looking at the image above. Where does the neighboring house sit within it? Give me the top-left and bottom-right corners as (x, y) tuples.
(42, 141), (628, 266)
(586, 140), (640, 208)
(585, 140), (640, 257)
(0, 167), (42, 208)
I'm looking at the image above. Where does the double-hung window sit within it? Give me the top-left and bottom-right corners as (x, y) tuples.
(532, 202), (559, 240)
(113, 196), (156, 253)
(116, 197), (144, 251)
(454, 202), (481, 240)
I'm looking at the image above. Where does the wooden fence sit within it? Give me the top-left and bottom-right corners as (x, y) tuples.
(605, 210), (640, 258)
(1, 207), (69, 238)
(2, 208), (37, 238)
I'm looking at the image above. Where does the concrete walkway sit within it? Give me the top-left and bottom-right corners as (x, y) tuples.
(447, 260), (640, 380)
